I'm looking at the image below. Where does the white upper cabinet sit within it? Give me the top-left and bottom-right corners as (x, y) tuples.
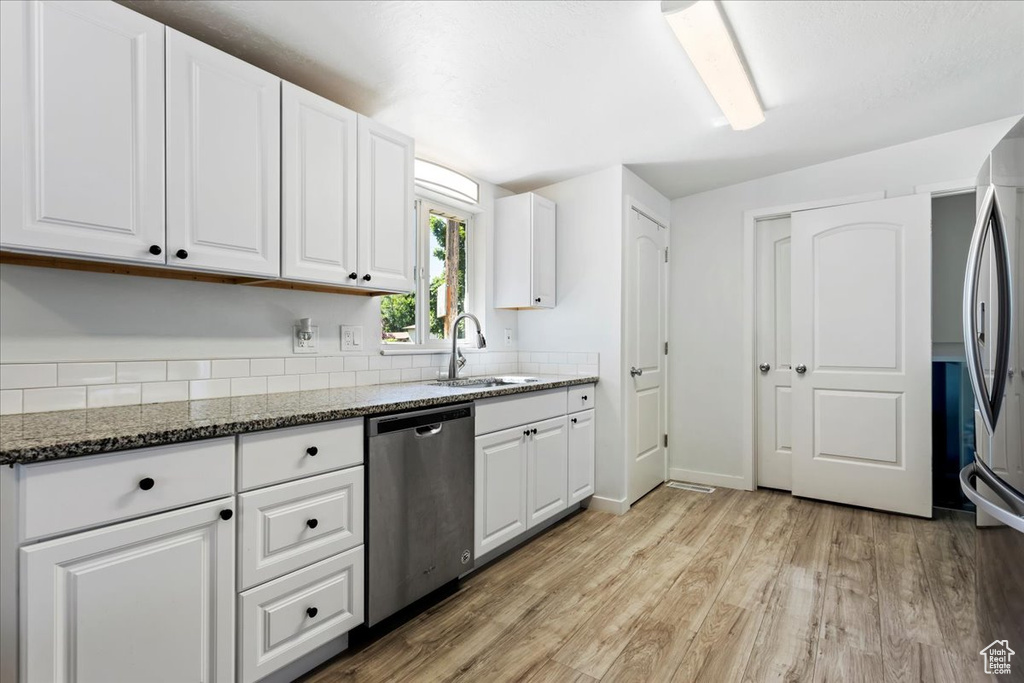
(0, 0), (166, 264)
(494, 192), (557, 308)
(357, 115), (415, 293)
(166, 28), (280, 277)
(281, 83), (359, 285)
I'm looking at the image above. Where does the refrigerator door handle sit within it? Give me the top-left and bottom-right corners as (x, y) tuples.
(961, 461), (1024, 532)
(963, 184), (1012, 435)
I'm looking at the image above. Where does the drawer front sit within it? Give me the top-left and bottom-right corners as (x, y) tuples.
(239, 546), (364, 683)
(566, 384), (596, 414)
(475, 388), (567, 435)
(237, 419), (363, 491)
(239, 467), (364, 589)
(20, 438), (234, 541)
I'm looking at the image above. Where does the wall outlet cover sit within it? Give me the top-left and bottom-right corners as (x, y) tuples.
(341, 325), (363, 351)
(293, 325), (319, 354)
(504, 328), (513, 347)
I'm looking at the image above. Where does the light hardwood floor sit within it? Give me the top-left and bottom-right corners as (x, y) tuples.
(303, 486), (992, 682)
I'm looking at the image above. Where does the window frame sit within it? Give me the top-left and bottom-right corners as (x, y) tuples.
(380, 198), (475, 350)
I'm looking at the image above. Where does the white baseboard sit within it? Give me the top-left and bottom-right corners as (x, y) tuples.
(669, 468), (751, 491)
(587, 495), (630, 515)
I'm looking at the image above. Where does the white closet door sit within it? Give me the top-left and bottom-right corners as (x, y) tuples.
(166, 28), (280, 277)
(356, 115), (415, 292)
(0, 0), (165, 263)
(790, 194), (932, 517)
(281, 83), (358, 285)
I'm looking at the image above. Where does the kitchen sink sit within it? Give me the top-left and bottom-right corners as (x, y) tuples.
(431, 376), (540, 388)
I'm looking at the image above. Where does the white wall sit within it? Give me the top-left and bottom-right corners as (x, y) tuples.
(669, 116), (1019, 487)
(0, 177), (514, 363)
(932, 192), (976, 348)
(521, 166), (625, 503)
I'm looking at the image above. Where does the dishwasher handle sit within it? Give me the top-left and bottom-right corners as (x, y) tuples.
(415, 423), (443, 438)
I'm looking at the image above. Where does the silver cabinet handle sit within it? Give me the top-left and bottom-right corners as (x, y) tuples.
(795, 364), (807, 374)
(960, 461), (1024, 532)
(759, 363), (771, 373)
(630, 367), (643, 378)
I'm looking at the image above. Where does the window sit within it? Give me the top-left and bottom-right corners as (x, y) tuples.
(381, 201), (469, 346)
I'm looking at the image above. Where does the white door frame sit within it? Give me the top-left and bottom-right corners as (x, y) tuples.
(624, 196), (671, 504)
(742, 181), (978, 491)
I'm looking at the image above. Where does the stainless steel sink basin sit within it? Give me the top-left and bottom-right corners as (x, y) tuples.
(431, 376), (541, 389)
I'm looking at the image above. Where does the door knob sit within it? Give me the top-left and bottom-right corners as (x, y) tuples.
(795, 364), (807, 374)
(759, 363), (770, 373)
(630, 366), (643, 378)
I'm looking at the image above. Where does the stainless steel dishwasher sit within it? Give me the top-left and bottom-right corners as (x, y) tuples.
(366, 403), (474, 626)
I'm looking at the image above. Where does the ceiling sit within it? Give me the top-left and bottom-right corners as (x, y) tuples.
(121, 0), (1024, 199)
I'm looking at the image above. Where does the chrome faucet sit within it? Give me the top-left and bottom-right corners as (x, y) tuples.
(448, 313), (486, 379)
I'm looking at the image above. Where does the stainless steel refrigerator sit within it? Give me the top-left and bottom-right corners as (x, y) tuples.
(960, 117), (1023, 680)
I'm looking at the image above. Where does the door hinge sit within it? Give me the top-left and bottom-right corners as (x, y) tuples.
(663, 434), (669, 448)
(664, 341), (668, 355)
(664, 247), (669, 263)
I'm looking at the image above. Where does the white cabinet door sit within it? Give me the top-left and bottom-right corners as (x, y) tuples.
(281, 83), (359, 285)
(356, 115), (415, 292)
(527, 416), (568, 529)
(530, 194), (557, 308)
(166, 28), (280, 277)
(21, 498), (235, 683)
(567, 409), (595, 504)
(0, 0), (165, 264)
(474, 426), (528, 557)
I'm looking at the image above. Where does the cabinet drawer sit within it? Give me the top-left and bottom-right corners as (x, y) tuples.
(239, 467), (364, 589)
(20, 438), (234, 542)
(566, 384), (596, 414)
(238, 419), (363, 491)
(475, 388), (567, 435)
(239, 546), (364, 683)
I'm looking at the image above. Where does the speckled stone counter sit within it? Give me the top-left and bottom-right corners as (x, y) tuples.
(0, 375), (597, 466)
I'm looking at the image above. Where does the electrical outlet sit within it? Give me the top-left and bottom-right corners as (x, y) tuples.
(293, 325), (319, 354)
(504, 328), (513, 347)
(341, 325), (363, 351)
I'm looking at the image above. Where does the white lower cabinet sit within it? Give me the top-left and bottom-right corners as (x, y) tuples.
(20, 498), (236, 683)
(526, 416), (568, 529)
(567, 409), (596, 504)
(474, 426), (529, 557)
(239, 546), (364, 683)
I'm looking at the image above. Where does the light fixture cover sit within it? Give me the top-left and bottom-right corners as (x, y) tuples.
(414, 159), (480, 204)
(662, 0), (764, 131)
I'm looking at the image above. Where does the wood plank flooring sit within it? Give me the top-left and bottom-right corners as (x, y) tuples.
(302, 486), (992, 682)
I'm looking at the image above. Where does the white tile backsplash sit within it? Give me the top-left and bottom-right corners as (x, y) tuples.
(23, 386), (87, 412)
(167, 360), (211, 381)
(58, 362), (116, 387)
(0, 363), (57, 390)
(0, 350), (598, 414)
(87, 383), (141, 408)
(116, 361), (166, 383)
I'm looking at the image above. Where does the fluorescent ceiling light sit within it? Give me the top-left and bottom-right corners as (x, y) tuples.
(662, 0), (764, 131)
(414, 159), (480, 204)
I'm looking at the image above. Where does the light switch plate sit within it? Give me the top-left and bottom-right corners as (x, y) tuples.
(341, 325), (363, 351)
(504, 328), (513, 347)
(293, 325), (319, 354)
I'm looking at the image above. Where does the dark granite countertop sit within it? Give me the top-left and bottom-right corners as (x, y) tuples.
(0, 375), (597, 465)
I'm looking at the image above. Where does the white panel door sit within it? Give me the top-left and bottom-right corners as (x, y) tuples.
(756, 216), (793, 490)
(567, 409), (596, 504)
(526, 416), (568, 528)
(0, 0), (165, 263)
(356, 115), (415, 292)
(530, 194), (557, 308)
(281, 82), (358, 285)
(474, 426), (528, 557)
(790, 194), (932, 517)
(626, 209), (669, 505)
(21, 498), (235, 683)
(166, 28), (280, 277)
